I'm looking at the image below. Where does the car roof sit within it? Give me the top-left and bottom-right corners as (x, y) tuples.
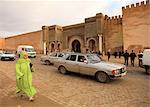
(65, 52), (95, 56)
(18, 45), (34, 48)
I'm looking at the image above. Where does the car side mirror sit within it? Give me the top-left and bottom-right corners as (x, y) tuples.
(84, 60), (88, 64)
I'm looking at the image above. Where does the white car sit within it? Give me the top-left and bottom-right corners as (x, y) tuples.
(40, 52), (66, 65)
(142, 49), (150, 75)
(54, 53), (127, 83)
(0, 51), (16, 61)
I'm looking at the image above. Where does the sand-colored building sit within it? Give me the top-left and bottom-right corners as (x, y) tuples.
(2, 0), (150, 54)
(0, 38), (5, 50)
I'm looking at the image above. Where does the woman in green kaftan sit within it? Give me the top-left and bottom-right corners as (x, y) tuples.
(16, 51), (36, 101)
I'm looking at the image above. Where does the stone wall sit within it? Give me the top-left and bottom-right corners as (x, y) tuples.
(5, 31), (43, 53)
(0, 38), (5, 50)
(122, 0), (150, 53)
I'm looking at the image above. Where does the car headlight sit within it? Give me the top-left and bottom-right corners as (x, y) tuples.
(112, 70), (119, 75)
(123, 66), (126, 71)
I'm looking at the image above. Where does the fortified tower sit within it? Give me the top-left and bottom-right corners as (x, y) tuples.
(122, 0), (150, 52)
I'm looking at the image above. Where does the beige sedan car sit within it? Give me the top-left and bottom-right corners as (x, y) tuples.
(54, 53), (127, 83)
(40, 52), (65, 65)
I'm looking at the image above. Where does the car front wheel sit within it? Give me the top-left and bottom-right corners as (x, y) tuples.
(95, 71), (110, 83)
(59, 66), (67, 74)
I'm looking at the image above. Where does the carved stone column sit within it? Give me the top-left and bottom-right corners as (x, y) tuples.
(98, 34), (103, 53)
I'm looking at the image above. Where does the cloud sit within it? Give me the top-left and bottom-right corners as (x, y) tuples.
(0, 0), (145, 37)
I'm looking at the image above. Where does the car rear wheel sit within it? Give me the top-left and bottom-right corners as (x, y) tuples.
(59, 66), (67, 74)
(1, 57), (5, 61)
(45, 60), (50, 65)
(95, 71), (110, 83)
(11, 58), (15, 61)
(145, 66), (150, 75)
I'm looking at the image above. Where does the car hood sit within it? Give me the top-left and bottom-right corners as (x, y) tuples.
(1, 54), (16, 57)
(40, 55), (49, 59)
(93, 61), (125, 71)
(27, 52), (36, 54)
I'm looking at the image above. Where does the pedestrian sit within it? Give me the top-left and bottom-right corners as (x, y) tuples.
(123, 50), (129, 66)
(129, 50), (136, 66)
(98, 50), (101, 56)
(119, 51), (122, 58)
(16, 51), (36, 101)
(107, 51), (110, 61)
(138, 50), (143, 67)
(46, 48), (48, 55)
(114, 51), (117, 58)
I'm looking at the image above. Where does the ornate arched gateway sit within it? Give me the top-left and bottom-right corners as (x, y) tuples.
(87, 38), (97, 52)
(89, 39), (96, 51)
(72, 40), (81, 52)
(68, 36), (84, 52)
(50, 43), (55, 52)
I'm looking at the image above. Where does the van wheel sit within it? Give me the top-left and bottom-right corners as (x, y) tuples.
(145, 66), (150, 75)
(45, 60), (50, 65)
(59, 66), (67, 74)
(95, 71), (110, 83)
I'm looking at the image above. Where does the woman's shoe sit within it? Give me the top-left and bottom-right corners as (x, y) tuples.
(29, 97), (34, 101)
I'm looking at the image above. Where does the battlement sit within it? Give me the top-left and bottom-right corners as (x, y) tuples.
(122, 0), (149, 12)
(42, 26), (49, 30)
(105, 15), (122, 25)
(48, 25), (63, 31)
(85, 16), (96, 23)
(63, 23), (85, 30)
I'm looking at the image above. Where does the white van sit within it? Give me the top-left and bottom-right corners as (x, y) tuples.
(142, 49), (150, 75)
(17, 45), (36, 58)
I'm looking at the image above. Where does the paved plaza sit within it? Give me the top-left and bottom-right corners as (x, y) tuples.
(0, 55), (150, 107)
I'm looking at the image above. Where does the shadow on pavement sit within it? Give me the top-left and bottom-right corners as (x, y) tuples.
(1, 92), (64, 107)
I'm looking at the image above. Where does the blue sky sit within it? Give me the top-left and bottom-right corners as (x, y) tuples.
(0, 0), (144, 37)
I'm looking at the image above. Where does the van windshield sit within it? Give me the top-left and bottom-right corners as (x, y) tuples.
(25, 48), (35, 52)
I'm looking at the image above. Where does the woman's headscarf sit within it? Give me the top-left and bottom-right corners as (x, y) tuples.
(17, 51), (30, 63)
(20, 51), (28, 59)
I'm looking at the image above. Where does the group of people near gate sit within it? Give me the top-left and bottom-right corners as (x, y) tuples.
(107, 50), (143, 67)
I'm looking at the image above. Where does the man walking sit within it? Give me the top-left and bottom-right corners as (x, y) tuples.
(130, 50), (136, 66)
(119, 51), (122, 58)
(138, 50), (143, 67)
(107, 51), (110, 61)
(123, 50), (129, 66)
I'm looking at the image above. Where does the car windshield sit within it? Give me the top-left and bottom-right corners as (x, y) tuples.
(86, 54), (101, 63)
(49, 52), (57, 57)
(25, 48), (35, 52)
(3, 51), (14, 54)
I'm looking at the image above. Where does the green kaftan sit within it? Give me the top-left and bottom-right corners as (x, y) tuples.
(16, 52), (36, 97)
